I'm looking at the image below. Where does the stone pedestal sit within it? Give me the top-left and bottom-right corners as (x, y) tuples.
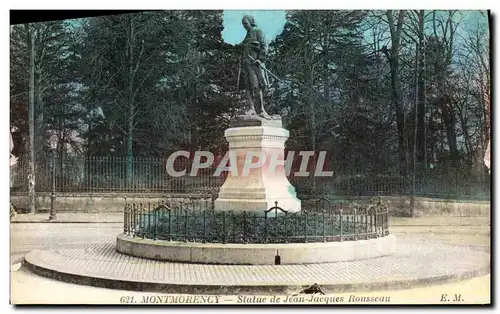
(214, 116), (301, 214)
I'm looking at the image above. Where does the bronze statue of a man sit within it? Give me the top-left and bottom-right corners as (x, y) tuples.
(237, 15), (271, 119)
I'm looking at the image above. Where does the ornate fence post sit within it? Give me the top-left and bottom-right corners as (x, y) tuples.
(313, 211), (317, 241)
(222, 211), (227, 244)
(123, 204), (128, 235)
(353, 207), (357, 241)
(232, 211), (236, 242)
(139, 203), (144, 239)
(339, 209), (343, 242)
(365, 206), (369, 240)
(264, 210), (268, 243)
(243, 211), (248, 243)
(176, 204), (181, 240)
(147, 202), (151, 238)
(274, 202), (279, 242)
(132, 203), (137, 237)
(322, 210), (326, 242)
(167, 207), (172, 241)
(192, 205), (197, 242)
(369, 205), (374, 237)
(284, 210), (288, 244)
(210, 189), (216, 210)
(263, 201), (288, 243)
(304, 210), (308, 243)
(184, 205), (188, 242)
(203, 209), (207, 243)
(154, 205), (158, 240)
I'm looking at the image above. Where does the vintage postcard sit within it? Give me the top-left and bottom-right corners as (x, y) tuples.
(9, 9), (491, 305)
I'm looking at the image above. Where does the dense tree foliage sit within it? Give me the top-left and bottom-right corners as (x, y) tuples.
(10, 10), (490, 198)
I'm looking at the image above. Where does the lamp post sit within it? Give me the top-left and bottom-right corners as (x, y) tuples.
(49, 136), (57, 221)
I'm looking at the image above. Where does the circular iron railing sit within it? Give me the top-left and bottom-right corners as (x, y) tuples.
(122, 197), (390, 244)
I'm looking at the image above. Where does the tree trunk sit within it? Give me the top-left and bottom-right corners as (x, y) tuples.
(58, 103), (64, 184)
(126, 17), (135, 187)
(35, 63), (44, 173)
(385, 10), (407, 177)
(440, 94), (458, 166)
(411, 42), (419, 217)
(444, 11), (459, 167)
(416, 10), (426, 165)
(306, 15), (316, 194)
(392, 60), (406, 177)
(27, 24), (36, 213)
(457, 104), (472, 161)
(310, 94), (316, 193)
(306, 65), (317, 192)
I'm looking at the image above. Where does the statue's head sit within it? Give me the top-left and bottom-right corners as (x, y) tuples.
(242, 15), (256, 31)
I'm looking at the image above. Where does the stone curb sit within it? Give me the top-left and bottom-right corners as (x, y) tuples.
(116, 234), (397, 265)
(23, 258), (490, 295)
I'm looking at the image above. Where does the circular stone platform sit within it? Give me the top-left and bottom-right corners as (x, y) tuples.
(116, 234), (396, 265)
(24, 237), (490, 295)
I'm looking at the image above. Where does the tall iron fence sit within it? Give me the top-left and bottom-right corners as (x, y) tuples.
(10, 153), (490, 200)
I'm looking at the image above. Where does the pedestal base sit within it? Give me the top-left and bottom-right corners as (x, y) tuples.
(214, 116), (301, 214)
(214, 190), (302, 214)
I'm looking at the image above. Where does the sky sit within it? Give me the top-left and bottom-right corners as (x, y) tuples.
(221, 10), (287, 45)
(221, 10), (487, 47)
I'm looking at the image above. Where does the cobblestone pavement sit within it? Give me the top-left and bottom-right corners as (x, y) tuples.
(10, 223), (123, 264)
(23, 236), (489, 294)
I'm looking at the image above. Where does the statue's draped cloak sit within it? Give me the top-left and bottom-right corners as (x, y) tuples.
(238, 27), (270, 92)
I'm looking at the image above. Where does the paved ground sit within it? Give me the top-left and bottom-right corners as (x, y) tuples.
(10, 223), (123, 265)
(11, 212), (124, 223)
(10, 215), (491, 304)
(23, 237), (490, 294)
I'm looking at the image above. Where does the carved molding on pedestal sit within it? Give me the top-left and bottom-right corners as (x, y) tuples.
(214, 117), (301, 213)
